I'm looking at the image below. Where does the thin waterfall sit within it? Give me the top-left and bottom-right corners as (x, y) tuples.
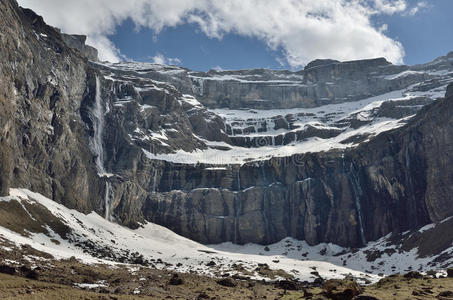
(262, 189), (270, 242)
(92, 76), (106, 174)
(152, 168), (159, 192)
(233, 192), (238, 244)
(104, 182), (112, 221)
(91, 76), (113, 221)
(348, 160), (366, 245)
(233, 168), (241, 244)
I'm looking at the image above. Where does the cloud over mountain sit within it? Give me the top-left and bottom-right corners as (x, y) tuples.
(18, 0), (425, 67)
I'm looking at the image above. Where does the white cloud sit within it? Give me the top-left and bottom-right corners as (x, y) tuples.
(405, 1), (428, 16)
(149, 53), (181, 65)
(17, 0), (426, 67)
(371, 0), (407, 15)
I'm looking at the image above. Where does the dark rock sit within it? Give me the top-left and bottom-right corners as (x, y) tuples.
(446, 83), (453, 98)
(274, 280), (298, 291)
(438, 291), (453, 298)
(323, 279), (362, 300)
(313, 277), (324, 286)
(168, 274), (183, 285)
(404, 271), (423, 279)
(447, 268), (453, 278)
(216, 278), (237, 287)
(206, 261), (216, 267)
(0, 265), (16, 275)
(197, 291), (210, 299)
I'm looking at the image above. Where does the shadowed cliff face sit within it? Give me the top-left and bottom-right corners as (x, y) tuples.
(1, 0), (453, 249)
(139, 94), (453, 247)
(0, 0), (103, 212)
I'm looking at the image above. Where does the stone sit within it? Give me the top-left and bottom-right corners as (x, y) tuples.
(323, 279), (362, 300)
(216, 278), (237, 287)
(168, 274), (183, 285)
(0, 265), (16, 275)
(447, 268), (453, 278)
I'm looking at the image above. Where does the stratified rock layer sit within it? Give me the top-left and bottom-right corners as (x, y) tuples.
(1, 0), (453, 249)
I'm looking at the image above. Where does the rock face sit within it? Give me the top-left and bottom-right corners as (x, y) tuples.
(0, 0), (103, 212)
(189, 58), (431, 109)
(1, 0), (453, 249)
(61, 34), (98, 61)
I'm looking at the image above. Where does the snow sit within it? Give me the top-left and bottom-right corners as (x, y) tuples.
(0, 189), (377, 283)
(1, 189), (452, 282)
(384, 70), (424, 80)
(96, 61), (185, 75)
(179, 94), (203, 107)
(143, 117), (409, 165)
(190, 74), (303, 85)
(74, 283), (107, 289)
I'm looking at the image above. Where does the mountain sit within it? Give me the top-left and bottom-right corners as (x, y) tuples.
(1, 0), (453, 286)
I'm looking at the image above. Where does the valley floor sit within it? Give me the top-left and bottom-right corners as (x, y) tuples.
(1, 247), (453, 300)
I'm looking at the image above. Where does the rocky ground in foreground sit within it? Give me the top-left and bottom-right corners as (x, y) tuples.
(1, 238), (453, 300)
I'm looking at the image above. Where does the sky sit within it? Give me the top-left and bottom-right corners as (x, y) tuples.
(18, 0), (453, 71)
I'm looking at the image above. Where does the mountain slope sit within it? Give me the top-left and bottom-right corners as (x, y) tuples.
(1, 188), (452, 283)
(1, 0), (453, 254)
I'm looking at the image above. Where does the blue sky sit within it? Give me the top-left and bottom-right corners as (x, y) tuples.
(109, 21), (285, 71)
(18, 0), (453, 71)
(373, 0), (453, 66)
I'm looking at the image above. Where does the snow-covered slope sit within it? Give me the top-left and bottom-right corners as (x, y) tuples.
(94, 57), (453, 165)
(1, 189), (452, 284)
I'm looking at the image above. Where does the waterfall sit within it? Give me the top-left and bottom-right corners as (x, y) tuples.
(261, 189), (270, 242)
(152, 169), (158, 192)
(92, 76), (106, 175)
(261, 164), (267, 185)
(348, 161), (366, 245)
(233, 192), (238, 244)
(104, 182), (112, 221)
(232, 169), (242, 244)
(91, 76), (113, 221)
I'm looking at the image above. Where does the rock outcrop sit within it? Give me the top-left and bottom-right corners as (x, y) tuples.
(0, 0), (103, 212)
(189, 58), (431, 109)
(61, 34), (98, 61)
(1, 0), (453, 250)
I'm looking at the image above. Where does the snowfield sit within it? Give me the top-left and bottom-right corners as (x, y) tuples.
(1, 189), (452, 284)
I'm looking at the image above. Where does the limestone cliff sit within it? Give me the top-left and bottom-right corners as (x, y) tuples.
(1, 0), (453, 250)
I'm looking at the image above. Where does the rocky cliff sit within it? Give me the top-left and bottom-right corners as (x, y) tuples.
(1, 0), (453, 250)
(0, 0), (103, 212)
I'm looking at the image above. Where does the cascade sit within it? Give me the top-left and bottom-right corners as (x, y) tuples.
(104, 182), (112, 221)
(91, 76), (113, 221)
(233, 192), (238, 244)
(152, 169), (158, 192)
(261, 189), (270, 241)
(348, 161), (366, 245)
